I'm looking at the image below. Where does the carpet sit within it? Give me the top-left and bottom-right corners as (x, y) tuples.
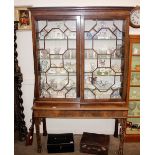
(14, 134), (140, 155)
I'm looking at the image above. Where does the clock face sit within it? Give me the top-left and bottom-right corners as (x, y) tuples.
(130, 8), (140, 28)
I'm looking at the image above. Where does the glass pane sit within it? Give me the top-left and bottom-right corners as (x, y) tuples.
(128, 101), (140, 116)
(37, 20), (77, 98)
(126, 118), (140, 134)
(130, 72), (140, 86)
(132, 43), (140, 55)
(129, 87), (140, 100)
(132, 56), (140, 71)
(84, 20), (125, 99)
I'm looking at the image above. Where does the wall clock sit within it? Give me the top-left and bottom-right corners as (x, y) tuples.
(130, 7), (140, 28)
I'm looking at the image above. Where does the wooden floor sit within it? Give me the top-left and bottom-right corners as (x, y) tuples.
(14, 134), (140, 155)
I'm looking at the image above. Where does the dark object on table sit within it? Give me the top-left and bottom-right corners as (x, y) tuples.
(47, 133), (74, 153)
(80, 132), (110, 155)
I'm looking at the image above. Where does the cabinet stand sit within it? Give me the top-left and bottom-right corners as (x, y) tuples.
(33, 104), (128, 155)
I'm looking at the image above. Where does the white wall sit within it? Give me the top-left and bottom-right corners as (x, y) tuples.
(15, 0), (140, 134)
(15, 0), (140, 7)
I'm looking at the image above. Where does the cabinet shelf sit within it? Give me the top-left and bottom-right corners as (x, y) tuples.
(129, 99), (140, 101)
(132, 54), (140, 56)
(39, 58), (76, 60)
(39, 57), (123, 60)
(85, 39), (123, 41)
(85, 58), (123, 60)
(127, 116), (140, 118)
(38, 39), (76, 41)
(131, 70), (140, 72)
(42, 74), (76, 76)
(92, 74), (122, 76)
(41, 73), (76, 76)
(130, 85), (140, 87)
(38, 38), (123, 41)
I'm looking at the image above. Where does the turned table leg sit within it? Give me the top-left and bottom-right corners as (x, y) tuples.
(118, 118), (126, 155)
(114, 119), (119, 138)
(42, 118), (47, 136)
(35, 117), (42, 153)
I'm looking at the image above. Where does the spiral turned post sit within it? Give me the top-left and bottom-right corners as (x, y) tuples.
(14, 21), (27, 141)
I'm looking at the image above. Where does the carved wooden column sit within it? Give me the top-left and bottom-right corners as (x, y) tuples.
(14, 21), (27, 141)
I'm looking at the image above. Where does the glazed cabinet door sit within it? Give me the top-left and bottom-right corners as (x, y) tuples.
(34, 16), (80, 100)
(81, 16), (129, 102)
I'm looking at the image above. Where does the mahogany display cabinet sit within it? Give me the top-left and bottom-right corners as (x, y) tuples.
(125, 35), (140, 142)
(29, 7), (133, 154)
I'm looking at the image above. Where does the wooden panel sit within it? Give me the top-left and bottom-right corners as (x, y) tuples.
(33, 109), (128, 118)
(29, 7), (133, 17)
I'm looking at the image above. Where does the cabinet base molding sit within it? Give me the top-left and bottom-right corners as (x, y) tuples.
(124, 134), (140, 142)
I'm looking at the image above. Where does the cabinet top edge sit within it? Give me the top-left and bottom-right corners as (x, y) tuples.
(130, 35), (140, 39)
(29, 6), (133, 11)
